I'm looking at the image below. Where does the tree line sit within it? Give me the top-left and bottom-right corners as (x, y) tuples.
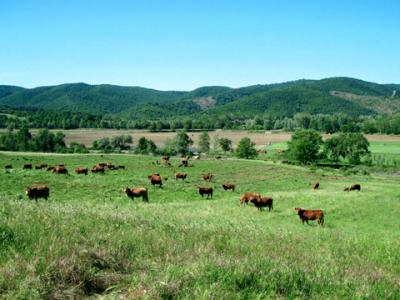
(1, 107), (400, 134)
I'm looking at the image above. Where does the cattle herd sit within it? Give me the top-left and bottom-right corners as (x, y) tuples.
(5, 158), (362, 227)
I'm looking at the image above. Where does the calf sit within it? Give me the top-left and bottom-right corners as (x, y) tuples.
(148, 174), (163, 187)
(222, 183), (235, 192)
(124, 187), (148, 202)
(240, 192), (261, 205)
(295, 208), (324, 226)
(23, 164), (32, 170)
(175, 172), (187, 181)
(198, 187), (213, 199)
(25, 186), (50, 202)
(75, 167), (88, 175)
(251, 196), (273, 211)
(202, 173), (213, 182)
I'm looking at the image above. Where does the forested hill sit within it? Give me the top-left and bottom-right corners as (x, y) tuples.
(0, 77), (399, 118)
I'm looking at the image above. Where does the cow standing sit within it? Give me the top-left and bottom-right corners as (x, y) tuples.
(198, 187), (213, 199)
(295, 208), (324, 226)
(25, 186), (50, 202)
(251, 197), (273, 211)
(148, 174), (163, 187)
(222, 183), (235, 192)
(124, 187), (148, 202)
(240, 192), (261, 205)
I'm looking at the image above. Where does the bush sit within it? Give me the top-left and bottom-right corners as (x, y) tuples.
(236, 138), (257, 159)
(287, 130), (323, 164)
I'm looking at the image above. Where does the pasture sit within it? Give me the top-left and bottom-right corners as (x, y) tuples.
(0, 152), (399, 299)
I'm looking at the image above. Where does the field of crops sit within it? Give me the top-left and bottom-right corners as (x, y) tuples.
(0, 152), (399, 299)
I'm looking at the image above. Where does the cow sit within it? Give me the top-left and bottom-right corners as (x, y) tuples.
(198, 187), (213, 199)
(40, 163), (48, 168)
(175, 172), (187, 181)
(97, 163), (107, 168)
(23, 164), (32, 170)
(91, 165), (105, 174)
(179, 159), (189, 168)
(202, 173), (213, 182)
(222, 183), (235, 192)
(251, 197), (273, 211)
(215, 156), (222, 160)
(47, 166), (55, 171)
(75, 167), (88, 175)
(25, 186), (50, 202)
(162, 156), (170, 163)
(35, 166), (42, 170)
(5, 165), (12, 169)
(117, 165), (126, 170)
(148, 174), (162, 187)
(53, 166), (69, 174)
(240, 192), (261, 205)
(124, 187), (148, 202)
(106, 162), (117, 170)
(349, 184), (361, 191)
(313, 182), (320, 190)
(295, 208), (324, 226)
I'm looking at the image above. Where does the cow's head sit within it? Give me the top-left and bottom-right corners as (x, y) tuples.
(294, 208), (302, 214)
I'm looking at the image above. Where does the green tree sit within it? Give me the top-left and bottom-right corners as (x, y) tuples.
(198, 132), (210, 153)
(287, 130), (323, 164)
(174, 131), (193, 156)
(218, 138), (232, 153)
(325, 133), (370, 165)
(236, 137), (257, 159)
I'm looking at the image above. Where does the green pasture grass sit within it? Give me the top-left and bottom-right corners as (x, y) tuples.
(0, 152), (399, 299)
(369, 141), (400, 155)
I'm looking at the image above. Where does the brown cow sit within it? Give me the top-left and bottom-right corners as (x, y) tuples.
(251, 197), (273, 211)
(25, 186), (50, 202)
(23, 164), (32, 170)
(295, 208), (324, 226)
(179, 159), (189, 168)
(124, 187), (148, 202)
(240, 192), (261, 205)
(313, 182), (320, 190)
(175, 172), (187, 181)
(75, 167), (88, 175)
(97, 163), (107, 167)
(91, 165), (105, 174)
(47, 166), (55, 171)
(349, 184), (361, 191)
(148, 174), (163, 187)
(202, 173), (213, 182)
(222, 183), (235, 192)
(53, 166), (68, 174)
(198, 187), (213, 199)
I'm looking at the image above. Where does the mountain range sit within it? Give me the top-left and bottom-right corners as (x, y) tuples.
(1, 77), (399, 119)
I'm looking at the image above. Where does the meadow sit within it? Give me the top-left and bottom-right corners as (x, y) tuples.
(0, 152), (399, 299)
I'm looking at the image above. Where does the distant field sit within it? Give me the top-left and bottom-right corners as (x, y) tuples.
(1, 129), (398, 148)
(0, 153), (399, 298)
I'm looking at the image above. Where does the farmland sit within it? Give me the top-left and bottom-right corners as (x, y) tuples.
(0, 150), (399, 299)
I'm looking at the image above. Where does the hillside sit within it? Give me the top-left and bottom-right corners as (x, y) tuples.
(0, 77), (399, 118)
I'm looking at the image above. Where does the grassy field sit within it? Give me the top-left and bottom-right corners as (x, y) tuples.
(0, 152), (400, 299)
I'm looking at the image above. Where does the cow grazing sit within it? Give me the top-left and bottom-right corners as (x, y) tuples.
(349, 184), (361, 191)
(148, 174), (163, 187)
(175, 172), (187, 181)
(124, 187), (148, 202)
(202, 173), (213, 182)
(198, 187), (213, 199)
(295, 208), (324, 226)
(23, 164), (32, 170)
(53, 166), (69, 174)
(91, 165), (105, 174)
(179, 159), (189, 168)
(240, 192), (261, 205)
(222, 183), (235, 192)
(5, 165), (12, 169)
(25, 186), (50, 202)
(75, 167), (88, 175)
(251, 197), (273, 211)
(313, 182), (320, 190)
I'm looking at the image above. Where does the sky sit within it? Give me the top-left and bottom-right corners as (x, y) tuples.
(1, 0), (399, 90)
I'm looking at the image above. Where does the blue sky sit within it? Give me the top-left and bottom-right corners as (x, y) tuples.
(1, 0), (399, 90)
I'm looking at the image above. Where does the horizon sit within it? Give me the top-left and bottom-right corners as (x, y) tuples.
(1, 0), (400, 90)
(3, 76), (400, 92)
